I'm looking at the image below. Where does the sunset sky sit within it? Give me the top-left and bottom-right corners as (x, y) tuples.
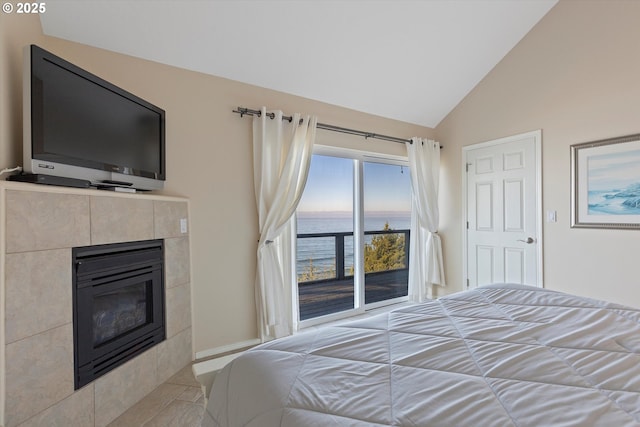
(298, 155), (412, 214)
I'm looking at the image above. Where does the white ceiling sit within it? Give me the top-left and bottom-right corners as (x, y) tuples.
(39, 0), (557, 128)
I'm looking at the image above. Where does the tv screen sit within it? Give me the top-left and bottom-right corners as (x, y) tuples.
(24, 45), (165, 190)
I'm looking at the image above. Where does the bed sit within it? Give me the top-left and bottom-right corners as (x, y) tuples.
(202, 284), (640, 426)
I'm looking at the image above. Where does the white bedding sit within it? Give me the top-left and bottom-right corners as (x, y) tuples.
(203, 284), (640, 426)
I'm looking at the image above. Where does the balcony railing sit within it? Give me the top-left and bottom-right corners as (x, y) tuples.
(297, 229), (410, 320)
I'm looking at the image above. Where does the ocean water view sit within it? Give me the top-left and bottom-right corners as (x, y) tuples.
(296, 213), (411, 279)
(588, 183), (640, 215)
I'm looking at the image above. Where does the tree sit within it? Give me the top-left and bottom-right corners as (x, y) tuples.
(364, 222), (406, 273)
(298, 257), (336, 282)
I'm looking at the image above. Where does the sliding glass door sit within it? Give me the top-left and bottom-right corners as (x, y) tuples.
(363, 161), (411, 307)
(296, 151), (410, 325)
(296, 155), (355, 321)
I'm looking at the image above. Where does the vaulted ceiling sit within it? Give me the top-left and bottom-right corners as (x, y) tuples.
(39, 0), (558, 128)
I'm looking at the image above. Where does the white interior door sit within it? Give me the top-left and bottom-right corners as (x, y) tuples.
(465, 131), (542, 288)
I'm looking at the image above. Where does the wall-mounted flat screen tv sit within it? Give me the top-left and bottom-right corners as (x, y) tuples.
(23, 44), (165, 190)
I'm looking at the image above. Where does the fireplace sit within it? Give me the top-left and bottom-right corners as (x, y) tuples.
(73, 239), (166, 389)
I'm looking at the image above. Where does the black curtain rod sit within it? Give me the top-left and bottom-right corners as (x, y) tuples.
(233, 107), (441, 147)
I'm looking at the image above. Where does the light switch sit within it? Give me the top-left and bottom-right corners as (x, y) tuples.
(546, 210), (557, 223)
(180, 218), (188, 233)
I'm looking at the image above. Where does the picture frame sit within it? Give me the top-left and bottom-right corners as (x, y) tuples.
(571, 133), (640, 229)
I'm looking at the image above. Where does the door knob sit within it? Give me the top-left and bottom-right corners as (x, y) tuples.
(517, 237), (535, 244)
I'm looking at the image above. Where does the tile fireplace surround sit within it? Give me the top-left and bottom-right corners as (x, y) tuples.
(0, 181), (193, 427)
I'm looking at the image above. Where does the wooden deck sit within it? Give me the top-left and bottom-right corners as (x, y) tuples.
(298, 269), (408, 320)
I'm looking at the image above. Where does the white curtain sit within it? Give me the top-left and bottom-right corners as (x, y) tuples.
(253, 107), (317, 341)
(406, 137), (445, 301)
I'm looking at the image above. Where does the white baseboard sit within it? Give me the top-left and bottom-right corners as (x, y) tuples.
(194, 338), (261, 361)
(192, 353), (242, 402)
(193, 338), (261, 403)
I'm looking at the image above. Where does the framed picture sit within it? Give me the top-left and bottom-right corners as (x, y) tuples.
(571, 134), (640, 229)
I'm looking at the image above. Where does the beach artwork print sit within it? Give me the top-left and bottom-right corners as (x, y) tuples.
(572, 135), (640, 229)
(587, 148), (640, 215)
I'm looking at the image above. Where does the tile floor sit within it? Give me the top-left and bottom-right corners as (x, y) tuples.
(106, 364), (204, 427)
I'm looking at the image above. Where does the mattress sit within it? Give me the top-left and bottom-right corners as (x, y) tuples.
(203, 284), (640, 426)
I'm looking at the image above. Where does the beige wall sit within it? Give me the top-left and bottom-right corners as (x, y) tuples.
(0, 13), (434, 354)
(436, 0), (640, 307)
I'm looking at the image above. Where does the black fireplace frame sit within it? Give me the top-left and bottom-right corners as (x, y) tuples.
(73, 239), (166, 389)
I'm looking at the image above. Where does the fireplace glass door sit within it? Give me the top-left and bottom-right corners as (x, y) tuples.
(73, 239), (165, 389)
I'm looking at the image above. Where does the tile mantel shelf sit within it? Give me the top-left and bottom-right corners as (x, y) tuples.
(0, 179), (189, 201)
(0, 180), (193, 427)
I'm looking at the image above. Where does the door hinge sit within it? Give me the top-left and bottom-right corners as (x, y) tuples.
(467, 278), (470, 287)
(466, 221), (469, 229)
(466, 163), (471, 172)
